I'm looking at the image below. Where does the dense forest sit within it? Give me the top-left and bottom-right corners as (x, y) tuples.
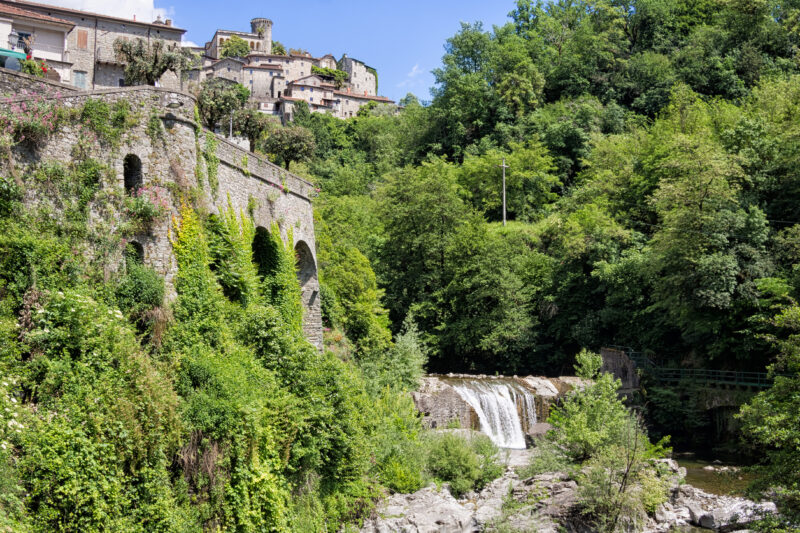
(2, 0), (800, 530)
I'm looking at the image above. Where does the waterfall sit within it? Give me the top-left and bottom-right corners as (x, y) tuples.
(449, 378), (537, 449)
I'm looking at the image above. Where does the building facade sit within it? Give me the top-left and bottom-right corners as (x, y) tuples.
(189, 17), (393, 121)
(0, 0), (185, 89)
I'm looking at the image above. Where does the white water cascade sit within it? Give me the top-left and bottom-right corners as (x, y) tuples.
(449, 378), (538, 449)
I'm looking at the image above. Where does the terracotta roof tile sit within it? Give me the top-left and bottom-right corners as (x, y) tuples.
(0, 3), (74, 27)
(2, 0), (186, 32)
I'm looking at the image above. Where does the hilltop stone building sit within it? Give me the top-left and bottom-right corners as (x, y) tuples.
(0, 0), (185, 89)
(186, 18), (393, 121)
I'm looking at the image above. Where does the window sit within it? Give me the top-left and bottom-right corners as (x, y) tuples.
(310, 97), (313, 102)
(118, 78), (125, 87)
(73, 71), (87, 89)
(16, 31), (31, 49)
(123, 154), (143, 194)
(249, 80), (252, 84)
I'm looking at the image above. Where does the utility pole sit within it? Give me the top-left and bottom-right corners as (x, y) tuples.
(499, 158), (509, 226)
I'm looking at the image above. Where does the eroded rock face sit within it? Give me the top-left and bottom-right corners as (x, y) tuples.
(360, 455), (776, 533)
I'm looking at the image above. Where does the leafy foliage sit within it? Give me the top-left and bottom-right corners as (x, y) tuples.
(260, 125), (316, 170)
(196, 78), (250, 131)
(220, 35), (250, 58)
(113, 38), (195, 86)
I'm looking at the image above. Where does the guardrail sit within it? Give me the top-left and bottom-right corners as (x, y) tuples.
(605, 345), (777, 389)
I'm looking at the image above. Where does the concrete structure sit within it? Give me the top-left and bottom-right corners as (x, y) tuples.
(0, 0), (185, 89)
(189, 17), (393, 120)
(0, 67), (322, 347)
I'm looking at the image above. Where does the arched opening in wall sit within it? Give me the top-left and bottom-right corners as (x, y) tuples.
(124, 241), (144, 267)
(123, 154), (143, 195)
(294, 240), (317, 290)
(252, 226), (280, 280)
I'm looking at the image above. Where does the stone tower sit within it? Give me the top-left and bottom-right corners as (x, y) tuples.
(250, 17), (273, 54)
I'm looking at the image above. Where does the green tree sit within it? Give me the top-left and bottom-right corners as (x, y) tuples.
(197, 78), (250, 130)
(272, 41), (287, 55)
(260, 125), (316, 170)
(113, 38), (195, 86)
(457, 140), (559, 222)
(220, 35), (250, 58)
(738, 300), (800, 521)
(233, 107), (275, 151)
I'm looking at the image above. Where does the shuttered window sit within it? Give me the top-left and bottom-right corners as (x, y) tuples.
(77, 30), (88, 50)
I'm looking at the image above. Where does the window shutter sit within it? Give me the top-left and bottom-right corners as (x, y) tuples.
(77, 30), (88, 50)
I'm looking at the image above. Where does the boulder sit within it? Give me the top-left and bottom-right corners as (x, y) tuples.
(360, 484), (479, 533)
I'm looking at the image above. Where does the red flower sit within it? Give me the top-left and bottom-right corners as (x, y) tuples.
(26, 55), (31, 60)
(42, 67), (47, 72)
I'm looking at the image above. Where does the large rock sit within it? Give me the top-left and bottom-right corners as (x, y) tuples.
(669, 484), (777, 532)
(360, 484), (479, 533)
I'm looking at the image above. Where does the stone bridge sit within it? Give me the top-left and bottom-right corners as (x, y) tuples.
(1, 69), (322, 347)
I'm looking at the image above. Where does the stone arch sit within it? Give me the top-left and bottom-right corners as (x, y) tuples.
(123, 154), (143, 194)
(124, 240), (144, 266)
(294, 240), (317, 290)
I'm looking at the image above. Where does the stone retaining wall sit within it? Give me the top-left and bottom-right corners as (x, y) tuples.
(0, 66), (80, 97)
(2, 81), (322, 347)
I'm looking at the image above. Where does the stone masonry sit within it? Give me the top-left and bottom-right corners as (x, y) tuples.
(1, 72), (322, 347)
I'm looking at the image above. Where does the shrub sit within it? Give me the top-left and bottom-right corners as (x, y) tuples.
(0, 175), (21, 217)
(0, 96), (63, 146)
(519, 439), (573, 478)
(545, 350), (672, 532)
(115, 260), (165, 317)
(425, 432), (503, 496)
(359, 316), (427, 394)
(20, 57), (47, 77)
(124, 185), (169, 233)
(369, 389), (426, 493)
(17, 289), (186, 532)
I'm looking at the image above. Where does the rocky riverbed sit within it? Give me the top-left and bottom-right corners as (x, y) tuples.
(360, 452), (776, 533)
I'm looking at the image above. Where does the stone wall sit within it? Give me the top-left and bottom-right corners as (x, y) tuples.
(2, 83), (322, 347)
(0, 67), (79, 97)
(413, 375), (591, 438)
(600, 347), (640, 392)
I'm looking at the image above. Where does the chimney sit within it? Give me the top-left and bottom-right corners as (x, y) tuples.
(165, 19), (172, 26)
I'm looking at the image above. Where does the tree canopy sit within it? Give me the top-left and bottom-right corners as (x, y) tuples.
(113, 38), (195, 86)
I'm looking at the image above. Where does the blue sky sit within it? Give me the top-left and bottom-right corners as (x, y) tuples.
(46, 0), (516, 102)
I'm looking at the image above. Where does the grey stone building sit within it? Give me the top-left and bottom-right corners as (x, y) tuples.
(0, 0), (185, 90)
(188, 17), (394, 120)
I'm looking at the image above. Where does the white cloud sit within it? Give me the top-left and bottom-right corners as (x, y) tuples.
(397, 64), (424, 88)
(43, 0), (175, 24)
(181, 39), (199, 48)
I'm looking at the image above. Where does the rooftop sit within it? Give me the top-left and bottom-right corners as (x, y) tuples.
(0, 0), (186, 32)
(0, 2), (73, 27)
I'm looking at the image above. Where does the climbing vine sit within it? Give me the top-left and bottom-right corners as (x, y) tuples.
(204, 134), (219, 196)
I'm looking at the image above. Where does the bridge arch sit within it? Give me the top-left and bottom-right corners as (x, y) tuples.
(294, 240), (317, 290)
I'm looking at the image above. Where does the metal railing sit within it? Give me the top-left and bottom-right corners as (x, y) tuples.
(605, 345), (777, 389)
